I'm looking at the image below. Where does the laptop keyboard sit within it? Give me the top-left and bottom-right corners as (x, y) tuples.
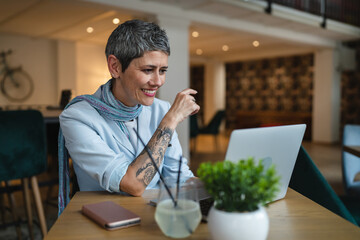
(199, 197), (214, 222)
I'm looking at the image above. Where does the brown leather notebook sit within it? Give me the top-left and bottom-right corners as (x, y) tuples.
(82, 201), (141, 230)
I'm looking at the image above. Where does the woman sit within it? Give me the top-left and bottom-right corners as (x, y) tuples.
(58, 19), (199, 214)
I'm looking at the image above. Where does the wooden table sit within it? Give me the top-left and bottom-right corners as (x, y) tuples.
(344, 146), (360, 158)
(45, 188), (360, 240)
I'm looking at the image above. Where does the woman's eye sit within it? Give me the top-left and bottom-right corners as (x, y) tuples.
(143, 69), (153, 73)
(142, 68), (167, 74)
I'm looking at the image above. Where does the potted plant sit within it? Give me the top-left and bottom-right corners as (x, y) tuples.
(197, 158), (280, 240)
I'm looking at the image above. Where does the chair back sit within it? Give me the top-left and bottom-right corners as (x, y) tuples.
(289, 146), (358, 226)
(342, 124), (360, 196)
(190, 114), (199, 138)
(0, 110), (47, 181)
(200, 110), (225, 134)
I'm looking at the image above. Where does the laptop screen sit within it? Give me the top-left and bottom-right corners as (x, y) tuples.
(224, 124), (306, 202)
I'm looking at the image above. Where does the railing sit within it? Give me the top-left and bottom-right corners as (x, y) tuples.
(263, 0), (360, 28)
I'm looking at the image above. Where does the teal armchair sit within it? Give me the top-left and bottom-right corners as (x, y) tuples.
(0, 110), (48, 238)
(289, 146), (358, 226)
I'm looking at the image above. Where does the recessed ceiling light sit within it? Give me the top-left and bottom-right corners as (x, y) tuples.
(86, 27), (94, 33)
(113, 18), (120, 25)
(192, 31), (199, 38)
(222, 45), (229, 51)
(252, 40), (260, 47)
(196, 49), (203, 55)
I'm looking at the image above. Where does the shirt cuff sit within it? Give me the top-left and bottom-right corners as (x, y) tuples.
(109, 164), (129, 192)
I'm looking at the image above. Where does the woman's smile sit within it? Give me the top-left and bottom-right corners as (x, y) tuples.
(142, 88), (157, 97)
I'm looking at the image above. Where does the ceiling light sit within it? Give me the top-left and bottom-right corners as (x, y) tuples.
(252, 40), (260, 47)
(192, 31), (199, 38)
(222, 45), (229, 51)
(113, 18), (120, 25)
(86, 27), (94, 33)
(196, 49), (203, 55)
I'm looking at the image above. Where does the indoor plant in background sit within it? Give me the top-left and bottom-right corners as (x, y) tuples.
(197, 158), (280, 240)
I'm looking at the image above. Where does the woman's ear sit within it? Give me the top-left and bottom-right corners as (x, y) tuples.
(107, 55), (122, 78)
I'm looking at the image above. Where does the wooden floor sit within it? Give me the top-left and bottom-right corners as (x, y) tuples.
(0, 133), (348, 239)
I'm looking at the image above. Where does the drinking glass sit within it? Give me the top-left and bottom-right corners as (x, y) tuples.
(155, 178), (201, 238)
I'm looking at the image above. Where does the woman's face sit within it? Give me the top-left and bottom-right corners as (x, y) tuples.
(113, 51), (168, 107)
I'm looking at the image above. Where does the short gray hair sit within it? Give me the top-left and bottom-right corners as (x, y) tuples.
(105, 19), (170, 72)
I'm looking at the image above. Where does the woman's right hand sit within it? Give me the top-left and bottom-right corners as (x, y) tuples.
(162, 88), (200, 129)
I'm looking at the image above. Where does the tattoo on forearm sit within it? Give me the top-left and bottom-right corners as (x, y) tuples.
(133, 127), (174, 187)
(156, 127), (173, 143)
(143, 167), (155, 186)
(135, 162), (153, 176)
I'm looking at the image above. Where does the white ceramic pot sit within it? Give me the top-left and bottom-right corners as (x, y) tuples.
(207, 206), (269, 240)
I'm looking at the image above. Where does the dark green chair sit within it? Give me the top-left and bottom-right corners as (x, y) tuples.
(289, 146), (358, 226)
(0, 110), (48, 238)
(190, 114), (199, 152)
(340, 195), (360, 226)
(198, 110), (225, 151)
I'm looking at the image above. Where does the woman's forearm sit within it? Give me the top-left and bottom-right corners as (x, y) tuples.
(119, 122), (174, 196)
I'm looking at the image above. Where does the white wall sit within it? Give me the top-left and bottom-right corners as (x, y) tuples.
(312, 48), (341, 143)
(0, 33), (110, 106)
(76, 42), (109, 95)
(57, 40), (77, 100)
(0, 33), (57, 106)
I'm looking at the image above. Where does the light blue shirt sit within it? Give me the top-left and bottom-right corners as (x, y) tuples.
(59, 88), (194, 193)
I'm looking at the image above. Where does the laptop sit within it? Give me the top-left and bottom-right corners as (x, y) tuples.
(224, 124), (306, 202)
(150, 124), (306, 221)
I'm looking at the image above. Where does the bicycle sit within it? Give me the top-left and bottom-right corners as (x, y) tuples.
(0, 49), (34, 102)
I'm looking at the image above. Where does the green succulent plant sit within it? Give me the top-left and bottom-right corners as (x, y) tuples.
(197, 158), (280, 212)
